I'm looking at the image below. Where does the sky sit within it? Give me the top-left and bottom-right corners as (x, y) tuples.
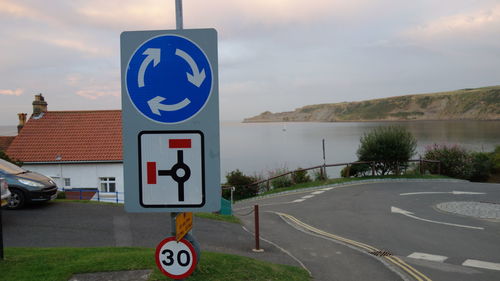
(0, 0), (499, 126)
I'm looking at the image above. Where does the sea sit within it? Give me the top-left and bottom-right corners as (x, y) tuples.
(2, 120), (499, 179)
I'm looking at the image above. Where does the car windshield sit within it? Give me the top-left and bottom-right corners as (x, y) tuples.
(0, 158), (27, 174)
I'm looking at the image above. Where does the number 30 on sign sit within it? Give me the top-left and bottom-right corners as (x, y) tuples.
(155, 237), (197, 279)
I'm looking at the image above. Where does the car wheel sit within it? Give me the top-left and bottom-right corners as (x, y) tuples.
(7, 188), (25, 209)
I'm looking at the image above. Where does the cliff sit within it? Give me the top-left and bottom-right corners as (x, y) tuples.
(244, 86), (500, 122)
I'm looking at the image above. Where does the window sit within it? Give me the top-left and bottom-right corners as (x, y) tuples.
(100, 177), (116, 192)
(64, 178), (71, 187)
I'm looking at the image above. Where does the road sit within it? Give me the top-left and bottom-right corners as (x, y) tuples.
(234, 180), (500, 281)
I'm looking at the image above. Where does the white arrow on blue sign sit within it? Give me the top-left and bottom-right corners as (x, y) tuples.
(126, 34), (213, 124)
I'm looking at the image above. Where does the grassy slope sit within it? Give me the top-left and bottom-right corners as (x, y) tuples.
(246, 86), (500, 121)
(0, 248), (310, 281)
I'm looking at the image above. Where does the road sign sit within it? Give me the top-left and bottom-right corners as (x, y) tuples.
(155, 236), (197, 279)
(176, 212), (193, 241)
(121, 29), (220, 213)
(125, 34), (213, 124)
(139, 131), (204, 207)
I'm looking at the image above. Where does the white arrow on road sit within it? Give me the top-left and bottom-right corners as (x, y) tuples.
(148, 96), (191, 115)
(390, 206), (484, 230)
(138, 48), (161, 88)
(175, 48), (206, 87)
(400, 191), (486, 196)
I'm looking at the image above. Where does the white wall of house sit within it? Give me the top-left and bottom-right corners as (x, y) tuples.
(22, 163), (124, 193)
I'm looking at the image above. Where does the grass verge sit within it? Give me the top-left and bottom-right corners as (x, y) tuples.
(258, 174), (451, 197)
(0, 247), (310, 281)
(194, 212), (241, 224)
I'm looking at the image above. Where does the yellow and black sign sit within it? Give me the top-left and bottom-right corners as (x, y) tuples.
(176, 212), (193, 241)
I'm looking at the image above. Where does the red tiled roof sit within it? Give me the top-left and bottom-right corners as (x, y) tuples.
(6, 110), (122, 162)
(0, 136), (15, 151)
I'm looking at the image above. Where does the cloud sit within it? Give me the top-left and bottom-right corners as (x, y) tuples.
(76, 89), (119, 100)
(75, 0), (172, 29)
(45, 38), (110, 56)
(0, 88), (23, 96)
(402, 4), (500, 48)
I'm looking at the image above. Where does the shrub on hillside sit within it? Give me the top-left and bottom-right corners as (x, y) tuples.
(313, 168), (328, 181)
(356, 126), (417, 175)
(424, 144), (473, 179)
(270, 168), (292, 189)
(491, 145), (500, 173)
(340, 163), (371, 178)
(224, 169), (257, 200)
(470, 152), (493, 182)
(292, 168), (311, 184)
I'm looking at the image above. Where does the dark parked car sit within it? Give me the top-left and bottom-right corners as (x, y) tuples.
(1, 177), (10, 207)
(0, 158), (58, 209)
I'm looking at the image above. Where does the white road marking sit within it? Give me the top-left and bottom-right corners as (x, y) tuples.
(321, 187), (334, 191)
(400, 191), (486, 196)
(408, 252), (448, 262)
(311, 190), (325, 195)
(302, 195), (314, 199)
(462, 259), (500, 271)
(292, 199), (305, 203)
(391, 206), (484, 230)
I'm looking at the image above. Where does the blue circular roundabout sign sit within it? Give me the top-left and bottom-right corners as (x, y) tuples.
(126, 34), (213, 124)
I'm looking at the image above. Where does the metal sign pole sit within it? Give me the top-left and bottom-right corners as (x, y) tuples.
(170, 3), (183, 280)
(175, 0), (183, 30)
(170, 0), (183, 238)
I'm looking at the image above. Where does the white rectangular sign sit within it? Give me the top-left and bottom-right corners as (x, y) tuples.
(139, 131), (204, 207)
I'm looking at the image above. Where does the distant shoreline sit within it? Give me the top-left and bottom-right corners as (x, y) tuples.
(242, 119), (500, 124)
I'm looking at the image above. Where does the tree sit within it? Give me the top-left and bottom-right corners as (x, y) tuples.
(356, 126), (416, 175)
(224, 169), (257, 200)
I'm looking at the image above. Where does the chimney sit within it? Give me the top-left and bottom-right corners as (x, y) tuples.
(32, 93), (48, 116)
(17, 113), (27, 133)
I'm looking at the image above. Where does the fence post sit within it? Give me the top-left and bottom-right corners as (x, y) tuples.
(253, 204), (263, 252)
(266, 180), (270, 191)
(79, 189), (82, 200)
(419, 157), (423, 175)
(97, 190), (100, 202)
(116, 191), (119, 203)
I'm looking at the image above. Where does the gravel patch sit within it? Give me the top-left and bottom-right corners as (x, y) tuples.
(437, 201), (500, 220)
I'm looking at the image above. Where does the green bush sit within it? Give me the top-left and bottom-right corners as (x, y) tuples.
(313, 168), (328, 181)
(491, 145), (500, 173)
(356, 126), (417, 175)
(470, 152), (493, 182)
(270, 168), (292, 189)
(56, 191), (66, 199)
(424, 144), (473, 179)
(292, 168), (311, 184)
(224, 169), (257, 200)
(341, 163), (371, 178)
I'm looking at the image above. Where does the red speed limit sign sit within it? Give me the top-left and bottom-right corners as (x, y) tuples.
(155, 236), (197, 279)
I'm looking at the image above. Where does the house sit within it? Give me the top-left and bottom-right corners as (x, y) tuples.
(5, 94), (123, 199)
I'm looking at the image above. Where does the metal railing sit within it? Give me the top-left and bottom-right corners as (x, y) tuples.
(60, 188), (124, 204)
(246, 159), (441, 192)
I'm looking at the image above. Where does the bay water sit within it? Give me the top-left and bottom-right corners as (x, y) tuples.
(2, 120), (499, 180)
